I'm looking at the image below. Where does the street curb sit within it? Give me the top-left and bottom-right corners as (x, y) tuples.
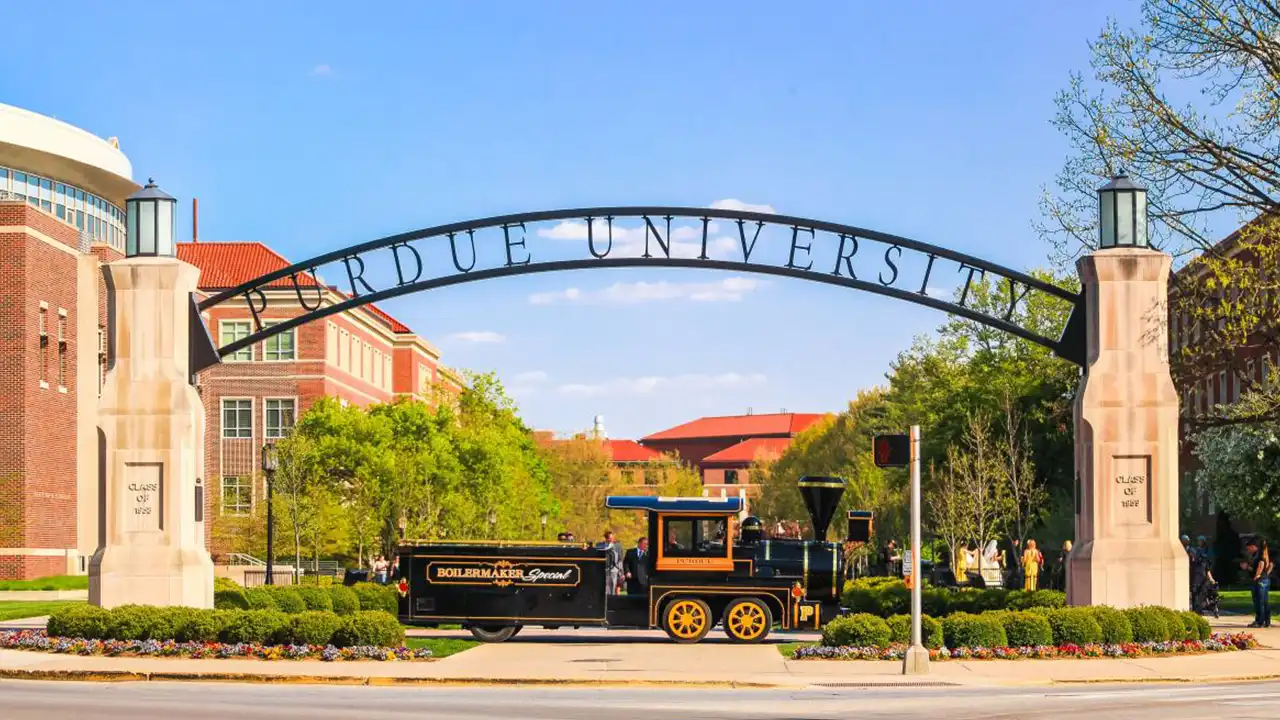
(1051, 673), (1280, 686)
(0, 668), (780, 689)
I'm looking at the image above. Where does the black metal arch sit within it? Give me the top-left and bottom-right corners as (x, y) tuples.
(191, 207), (1086, 373)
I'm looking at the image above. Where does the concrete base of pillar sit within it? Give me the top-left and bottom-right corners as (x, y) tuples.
(1068, 537), (1188, 610)
(902, 644), (931, 675)
(90, 546), (214, 609)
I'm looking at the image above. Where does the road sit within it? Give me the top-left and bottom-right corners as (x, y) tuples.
(1, 679), (1279, 719)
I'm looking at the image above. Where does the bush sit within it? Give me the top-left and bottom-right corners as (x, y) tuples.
(886, 614), (944, 649)
(946, 590), (983, 616)
(875, 583), (911, 617)
(921, 588), (951, 617)
(351, 583), (398, 614)
(1180, 610), (1211, 641)
(1000, 611), (1054, 647)
(242, 587), (278, 611)
(327, 586), (360, 616)
(213, 576), (242, 592)
(974, 589), (1010, 613)
(1089, 606), (1134, 644)
(214, 589), (249, 610)
(821, 613), (893, 648)
(262, 586), (307, 614)
(285, 611), (343, 645)
(173, 609), (228, 642)
(1149, 606), (1191, 641)
(331, 611), (405, 648)
(293, 586), (334, 613)
(219, 610), (289, 644)
(1027, 590), (1066, 609)
(942, 613), (1007, 649)
(106, 605), (164, 641)
(46, 604), (112, 640)
(1125, 607), (1172, 642)
(1045, 608), (1103, 645)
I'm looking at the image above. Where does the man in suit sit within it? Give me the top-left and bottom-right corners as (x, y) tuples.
(623, 537), (650, 595)
(599, 530), (624, 595)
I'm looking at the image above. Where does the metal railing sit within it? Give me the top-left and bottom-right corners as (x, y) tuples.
(240, 568), (296, 587)
(227, 553), (264, 567)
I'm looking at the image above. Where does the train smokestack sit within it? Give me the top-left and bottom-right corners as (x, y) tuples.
(798, 475), (845, 541)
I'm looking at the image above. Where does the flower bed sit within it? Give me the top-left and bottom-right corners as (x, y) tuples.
(0, 629), (432, 662)
(793, 633), (1258, 661)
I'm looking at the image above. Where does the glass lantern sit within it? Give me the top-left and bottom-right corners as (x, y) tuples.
(1097, 172), (1148, 249)
(125, 179), (177, 257)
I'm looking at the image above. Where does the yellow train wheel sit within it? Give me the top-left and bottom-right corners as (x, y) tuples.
(723, 597), (772, 643)
(662, 597), (712, 643)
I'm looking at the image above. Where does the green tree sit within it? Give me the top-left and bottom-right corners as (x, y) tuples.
(1039, 0), (1280, 427)
(1193, 385), (1280, 538)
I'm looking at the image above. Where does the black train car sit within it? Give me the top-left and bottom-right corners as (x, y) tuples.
(397, 475), (852, 643)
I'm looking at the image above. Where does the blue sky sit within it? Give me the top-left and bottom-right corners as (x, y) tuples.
(2, 1), (1138, 439)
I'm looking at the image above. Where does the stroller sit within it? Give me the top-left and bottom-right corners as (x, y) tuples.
(1191, 561), (1220, 617)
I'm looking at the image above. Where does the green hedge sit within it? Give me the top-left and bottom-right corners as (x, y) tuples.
(1089, 606), (1134, 644)
(1180, 610), (1211, 641)
(293, 586), (334, 613)
(1044, 607), (1103, 645)
(213, 576), (242, 592)
(262, 586), (307, 614)
(886, 614), (944, 649)
(45, 604), (403, 647)
(327, 586), (360, 615)
(942, 613), (1008, 649)
(999, 611), (1053, 647)
(1125, 607), (1172, 642)
(213, 589), (249, 611)
(821, 613), (892, 648)
(841, 580), (1066, 618)
(351, 583), (399, 614)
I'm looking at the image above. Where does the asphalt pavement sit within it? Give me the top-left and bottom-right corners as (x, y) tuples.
(1, 679), (1279, 719)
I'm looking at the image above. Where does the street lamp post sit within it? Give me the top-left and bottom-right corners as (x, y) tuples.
(1097, 171), (1149, 249)
(124, 179), (177, 258)
(488, 510), (498, 539)
(261, 443), (279, 585)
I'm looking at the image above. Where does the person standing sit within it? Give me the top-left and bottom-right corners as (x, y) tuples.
(1022, 539), (1042, 591)
(623, 537), (650, 595)
(600, 530), (624, 596)
(1243, 538), (1273, 628)
(373, 555), (389, 584)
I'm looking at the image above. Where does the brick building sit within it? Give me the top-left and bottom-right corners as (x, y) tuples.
(0, 103), (460, 578)
(179, 242), (462, 553)
(0, 103), (136, 579)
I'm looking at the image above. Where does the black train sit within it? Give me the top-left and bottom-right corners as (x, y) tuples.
(738, 476), (846, 612)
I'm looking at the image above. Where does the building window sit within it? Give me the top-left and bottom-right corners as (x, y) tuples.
(38, 305), (48, 385)
(264, 398), (296, 439)
(724, 470), (739, 485)
(221, 399), (253, 438)
(220, 476), (252, 515)
(339, 330), (349, 369)
(220, 321), (252, 362)
(620, 469), (636, 484)
(263, 323), (296, 361)
(327, 324), (338, 364)
(57, 312), (68, 388)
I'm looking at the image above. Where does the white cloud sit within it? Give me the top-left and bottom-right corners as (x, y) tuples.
(709, 198), (776, 214)
(528, 276), (762, 305)
(558, 372), (766, 398)
(312, 64), (332, 77)
(448, 330), (506, 344)
(512, 370), (549, 384)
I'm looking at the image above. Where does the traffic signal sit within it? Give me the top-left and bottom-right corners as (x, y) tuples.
(872, 434), (910, 468)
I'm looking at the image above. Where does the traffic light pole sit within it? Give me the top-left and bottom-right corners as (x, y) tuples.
(903, 424), (929, 675)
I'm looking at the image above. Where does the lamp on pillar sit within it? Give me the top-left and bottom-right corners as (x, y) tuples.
(125, 179), (177, 258)
(541, 513), (548, 540)
(1097, 171), (1149, 249)
(397, 513), (407, 541)
(261, 443), (279, 585)
(488, 510), (498, 539)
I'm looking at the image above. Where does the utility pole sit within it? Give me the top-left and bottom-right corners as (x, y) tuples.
(903, 424), (929, 675)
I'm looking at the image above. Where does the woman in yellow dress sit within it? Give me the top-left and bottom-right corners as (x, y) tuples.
(954, 543), (969, 584)
(1022, 539), (1042, 591)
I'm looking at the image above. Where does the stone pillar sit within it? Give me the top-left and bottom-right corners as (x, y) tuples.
(89, 257), (213, 609)
(1068, 247), (1188, 610)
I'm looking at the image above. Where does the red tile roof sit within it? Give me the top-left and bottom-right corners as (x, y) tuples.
(605, 439), (665, 464)
(179, 241), (414, 334)
(701, 437), (794, 465)
(641, 412), (828, 442)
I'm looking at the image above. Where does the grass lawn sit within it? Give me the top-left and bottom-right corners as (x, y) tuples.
(775, 642), (812, 659)
(0, 600), (84, 621)
(1219, 589), (1279, 615)
(405, 636), (478, 659)
(0, 575), (89, 591)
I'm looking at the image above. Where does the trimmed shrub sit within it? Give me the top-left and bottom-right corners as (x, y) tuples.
(1149, 606), (1190, 641)
(1180, 610), (1211, 641)
(262, 586), (307, 614)
(327, 586), (360, 616)
(875, 583), (911, 617)
(841, 586), (877, 614)
(174, 609), (228, 643)
(921, 588), (951, 617)
(1045, 608), (1103, 645)
(294, 586), (334, 613)
(351, 583), (398, 614)
(242, 587), (278, 611)
(285, 611), (343, 646)
(1125, 607), (1172, 642)
(821, 613), (893, 648)
(1025, 606), (1052, 617)
(1027, 590), (1066, 609)
(1000, 611), (1054, 647)
(886, 613), (944, 649)
(106, 605), (164, 641)
(214, 589), (249, 610)
(946, 590), (983, 616)
(47, 604), (112, 640)
(942, 613), (1007, 649)
(1090, 606), (1134, 645)
(213, 576), (242, 592)
(331, 611), (405, 648)
(974, 588), (1010, 613)
(219, 610), (288, 644)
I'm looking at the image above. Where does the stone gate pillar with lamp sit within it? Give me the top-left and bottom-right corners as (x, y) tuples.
(88, 180), (215, 609)
(1067, 173), (1189, 610)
